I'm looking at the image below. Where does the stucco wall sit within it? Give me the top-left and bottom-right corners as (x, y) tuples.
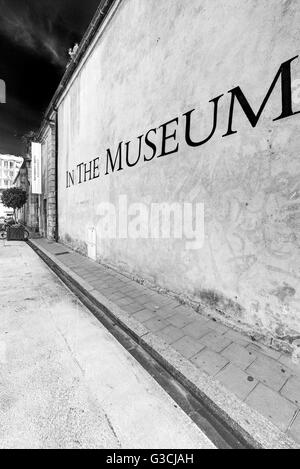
(57, 0), (300, 343)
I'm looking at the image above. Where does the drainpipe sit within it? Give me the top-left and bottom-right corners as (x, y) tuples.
(54, 110), (59, 242)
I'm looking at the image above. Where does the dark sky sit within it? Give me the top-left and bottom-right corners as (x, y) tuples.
(0, 0), (100, 156)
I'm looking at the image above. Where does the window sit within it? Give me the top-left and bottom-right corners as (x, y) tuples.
(10, 162), (14, 168)
(4, 161), (8, 168)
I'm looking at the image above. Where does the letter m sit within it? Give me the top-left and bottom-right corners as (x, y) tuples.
(105, 142), (123, 174)
(223, 56), (300, 136)
(0, 79), (6, 104)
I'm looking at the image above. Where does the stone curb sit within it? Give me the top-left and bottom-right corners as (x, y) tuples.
(27, 239), (299, 449)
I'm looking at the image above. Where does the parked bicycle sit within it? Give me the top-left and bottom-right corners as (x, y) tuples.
(0, 218), (29, 240)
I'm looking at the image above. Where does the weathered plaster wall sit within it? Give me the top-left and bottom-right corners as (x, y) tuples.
(57, 0), (300, 344)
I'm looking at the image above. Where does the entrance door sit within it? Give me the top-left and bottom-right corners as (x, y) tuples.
(87, 226), (97, 261)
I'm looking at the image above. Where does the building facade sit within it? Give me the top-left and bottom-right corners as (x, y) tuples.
(13, 124), (57, 236)
(0, 154), (23, 217)
(37, 0), (300, 347)
(13, 138), (39, 230)
(37, 114), (57, 240)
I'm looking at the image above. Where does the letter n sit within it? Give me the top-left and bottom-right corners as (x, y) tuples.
(66, 170), (74, 188)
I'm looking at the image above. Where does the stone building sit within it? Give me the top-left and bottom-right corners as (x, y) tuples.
(13, 143), (39, 230)
(36, 0), (300, 346)
(36, 113), (57, 240)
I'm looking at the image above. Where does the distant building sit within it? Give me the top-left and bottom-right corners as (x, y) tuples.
(0, 154), (23, 217)
(13, 143), (39, 230)
(14, 124), (56, 236)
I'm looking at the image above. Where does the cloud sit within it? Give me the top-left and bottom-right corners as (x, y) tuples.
(0, 0), (100, 155)
(0, 0), (68, 67)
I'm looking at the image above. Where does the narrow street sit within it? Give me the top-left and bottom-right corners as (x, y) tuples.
(0, 241), (215, 449)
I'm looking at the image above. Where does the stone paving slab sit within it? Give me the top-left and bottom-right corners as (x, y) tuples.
(198, 331), (232, 353)
(215, 363), (258, 401)
(191, 349), (229, 377)
(223, 330), (252, 346)
(157, 325), (185, 344)
(245, 384), (297, 432)
(167, 312), (195, 329)
(144, 317), (168, 333)
(280, 376), (300, 406)
(28, 238), (300, 448)
(221, 343), (257, 370)
(279, 354), (300, 377)
(182, 321), (213, 340)
(172, 336), (206, 359)
(289, 412), (300, 444)
(246, 355), (291, 392)
(133, 309), (155, 322)
(246, 342), (282, 360)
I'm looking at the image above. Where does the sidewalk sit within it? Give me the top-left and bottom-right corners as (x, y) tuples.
(0, 241), (215, 449)
(28, 238), (300, 448)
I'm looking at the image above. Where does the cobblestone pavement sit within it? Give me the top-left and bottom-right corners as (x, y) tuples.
(33, 238), (300, 445)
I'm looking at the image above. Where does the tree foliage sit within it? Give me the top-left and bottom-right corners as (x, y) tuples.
(1, 187), (27, 212)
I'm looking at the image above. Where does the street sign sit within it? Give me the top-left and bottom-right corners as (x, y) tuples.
(31, 142), (42, 194)
(0, 79), (5, 103)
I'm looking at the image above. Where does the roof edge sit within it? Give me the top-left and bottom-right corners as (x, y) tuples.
(37, 0), (118, 140)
